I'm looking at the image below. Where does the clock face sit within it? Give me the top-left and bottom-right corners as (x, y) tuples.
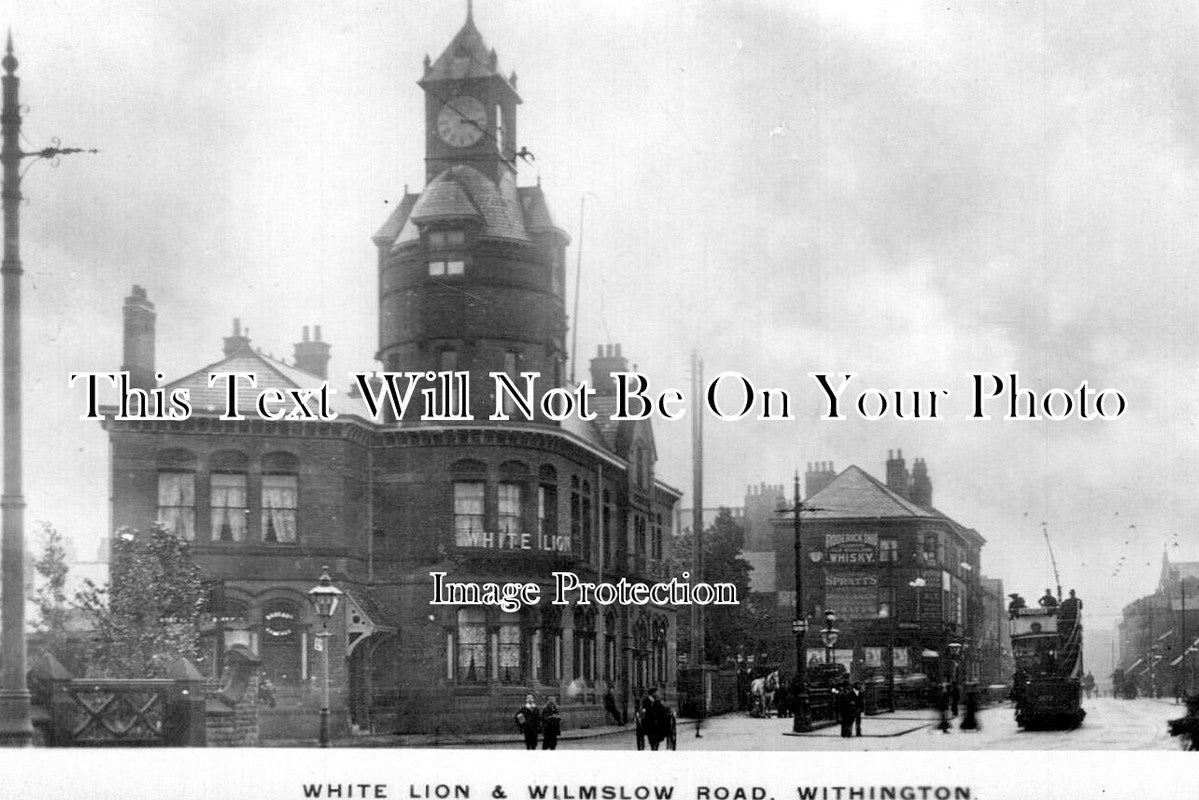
(436, 96), (487, 148)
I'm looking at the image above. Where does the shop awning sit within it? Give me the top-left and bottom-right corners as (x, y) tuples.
(921, 649), (939, 658)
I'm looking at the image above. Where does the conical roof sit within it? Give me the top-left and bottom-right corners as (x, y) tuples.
(423, 11), (511, 86)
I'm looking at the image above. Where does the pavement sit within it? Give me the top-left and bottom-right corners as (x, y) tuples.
(263, 717), (700, 748)
(263, 698), (1185, 749)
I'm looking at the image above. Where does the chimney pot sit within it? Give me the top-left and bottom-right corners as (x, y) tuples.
(615, 343), (622, 357)
(302, 325), (310, 342)
(315, 325), (322, 342)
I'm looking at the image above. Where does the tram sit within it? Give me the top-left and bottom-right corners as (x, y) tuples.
(1009, 591), (1085, 730)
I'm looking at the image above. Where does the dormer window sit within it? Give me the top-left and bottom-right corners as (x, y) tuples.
(495, 104), (506, 154)
(428, 229), (466, 248)
(427, 229), (467, 277)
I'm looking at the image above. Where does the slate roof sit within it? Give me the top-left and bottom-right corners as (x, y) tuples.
(162, 346), (366, 421)
(423, 14), (513, 87)
(388, 166), (533, 248)
(801, 465), (942, 520)
(517, 185), (560, 233)
(372, 193), (420, 246)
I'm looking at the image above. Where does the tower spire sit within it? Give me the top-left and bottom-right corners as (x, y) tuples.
(467, 0), (474, 23)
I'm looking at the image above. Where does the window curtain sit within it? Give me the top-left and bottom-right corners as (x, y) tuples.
(453, 482), (485, 547)
(157, 472), (195, 540)
(261, 474), (297, 543)
(210, 473), (247, 541)
(457, 609), (486, 682)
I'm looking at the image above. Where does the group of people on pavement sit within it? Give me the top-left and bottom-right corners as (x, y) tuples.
(514, 694), (562, 750)
(831, 681), (865, 737)
(934, 681), (980, 732)
(513, 686), (672, 750)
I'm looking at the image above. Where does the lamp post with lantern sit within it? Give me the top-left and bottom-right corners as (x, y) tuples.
(308, 566), (343, 748)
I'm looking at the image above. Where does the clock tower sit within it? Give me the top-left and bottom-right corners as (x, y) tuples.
(419, 2), (521, 187)
(374, 4), (569, 421)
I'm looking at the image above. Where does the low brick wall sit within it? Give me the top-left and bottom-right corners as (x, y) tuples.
(205, 645), (261, 747)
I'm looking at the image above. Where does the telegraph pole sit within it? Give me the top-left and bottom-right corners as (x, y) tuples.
(690, 351), (704, 735)
(0, 34), (94, 746)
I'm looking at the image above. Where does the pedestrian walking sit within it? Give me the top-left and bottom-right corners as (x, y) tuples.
(542, 697), (562, 749)
(949, 682), (961, 718)
(959, 684), (980, 731)
(850, 682), (865, 736)
(514, 694), (541, 750)
(935, 683), (951, 733)
(835, 682), (856, 739)
(603, 689), (625, 725)
(638, 687), (671, 751)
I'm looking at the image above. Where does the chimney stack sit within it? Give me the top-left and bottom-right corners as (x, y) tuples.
(223, 318), (251, 357)
(589, 343), (630, 396)
(294, 324), (332, 379)
(121, 285), (156, 392)
(910, 457), (932, 508)
(886, 449), (911, 499)
(805, 461), (836, 499)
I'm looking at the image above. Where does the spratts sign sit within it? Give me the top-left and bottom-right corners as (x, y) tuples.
(824, 532), (878, 564)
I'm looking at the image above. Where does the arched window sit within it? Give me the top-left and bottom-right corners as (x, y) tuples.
(456, 608), (486, 682)
(569, 476), (581, 558)
(538, 465), (559, 552)
(498, 461), (529, 550)
(581, 480), (593, 563)
(496, 611), (523, 684)
(539, 606), (562, 683)
(210, 451), (248, 542)
(156, 449), (196, 540)
(602, 490), (613, 568)
(652, 616), (669, 686)
(573, 607), (596, 682)
(262, 451), (298, 544)
(451, 459), (487, 548)
(604, 611), (618, 682)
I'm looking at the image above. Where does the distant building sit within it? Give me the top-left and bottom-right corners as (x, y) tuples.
(771, 451), (987, 689)
(1117, 550), (1199, 696)
(977, 576), (1012, 685)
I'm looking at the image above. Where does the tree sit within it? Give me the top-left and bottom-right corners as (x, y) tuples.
(31, 522), (72, 658)
(672, 508), (754, 665)
(76, 523), (211, 677)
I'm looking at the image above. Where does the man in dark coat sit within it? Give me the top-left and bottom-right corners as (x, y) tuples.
(835, 682), (856, 738)
(850, 682), (865, 736)
(639, 687), (670, 751)
(541, 697), (562, 750)
(514, 694), (541, 750)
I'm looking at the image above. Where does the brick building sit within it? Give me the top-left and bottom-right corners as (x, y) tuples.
(1117, 551), (1199, 697)
(103, 9), (680, 736)
(772, 451), (986, 696)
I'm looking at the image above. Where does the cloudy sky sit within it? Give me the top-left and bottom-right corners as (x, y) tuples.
(6, 0), (1199, 631)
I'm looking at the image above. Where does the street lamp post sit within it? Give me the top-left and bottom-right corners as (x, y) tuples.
(0, 35), (94, 747)
(790, 472), (812, 733)
(308, 566), (343, 748)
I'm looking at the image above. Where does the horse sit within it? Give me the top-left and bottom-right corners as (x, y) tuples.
(750, 670), (779, 718)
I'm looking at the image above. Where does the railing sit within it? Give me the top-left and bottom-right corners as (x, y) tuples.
(30, 653), (206, 747)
